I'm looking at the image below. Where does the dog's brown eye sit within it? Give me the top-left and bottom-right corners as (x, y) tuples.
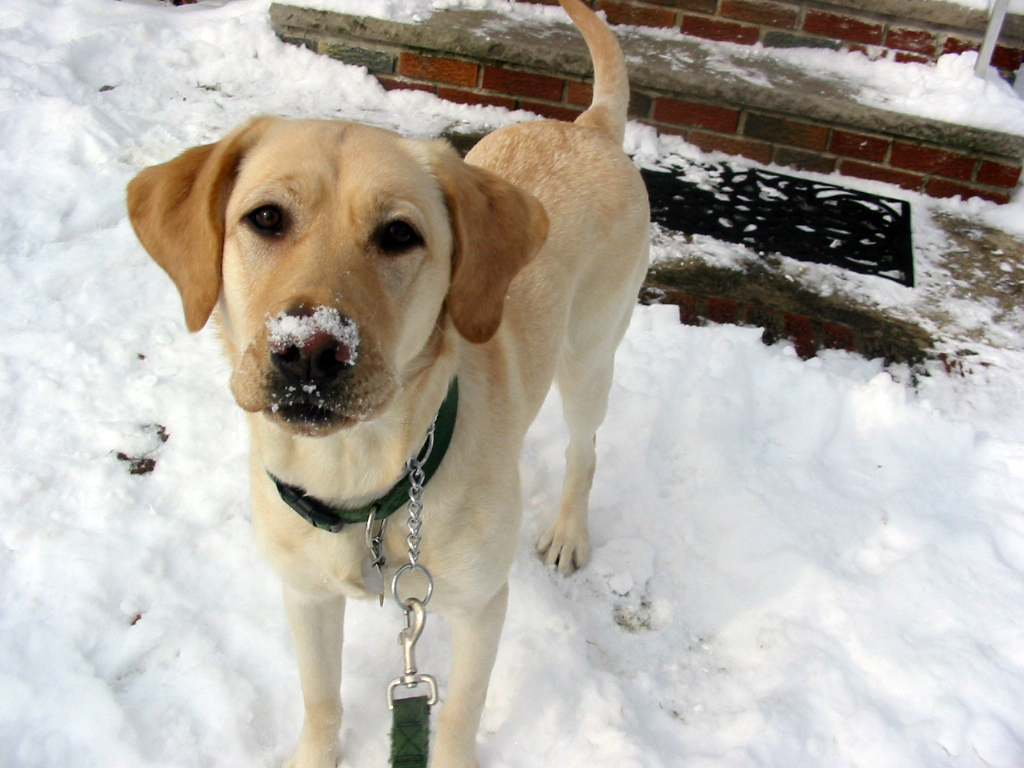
(247, 205), (286, 236)
(378, 220), (423, 254)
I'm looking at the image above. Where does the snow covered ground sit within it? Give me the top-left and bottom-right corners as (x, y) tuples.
(2, 1), (1024, 767)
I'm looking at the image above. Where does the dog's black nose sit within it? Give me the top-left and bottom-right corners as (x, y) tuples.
(268, 307), (358, 384)
(271, 333), (352, 382)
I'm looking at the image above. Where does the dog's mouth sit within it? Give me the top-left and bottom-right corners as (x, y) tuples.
(262, 374), (395, 437)
(274, 400), (341, 429)
(266, 384), (351, 435)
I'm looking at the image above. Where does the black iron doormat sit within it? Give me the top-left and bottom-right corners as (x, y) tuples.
(641, 163), (914, 287)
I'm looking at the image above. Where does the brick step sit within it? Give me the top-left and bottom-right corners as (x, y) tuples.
(639, 284), (931, 365)
(270, 3), (1023, 203)
(563, 0), (1024, 71)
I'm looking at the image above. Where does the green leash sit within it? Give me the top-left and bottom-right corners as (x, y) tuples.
(387, 593), (437, 767)
(390, 695), (431, 768)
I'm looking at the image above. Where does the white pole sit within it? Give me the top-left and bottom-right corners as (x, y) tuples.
(976, 0), (1011, 76)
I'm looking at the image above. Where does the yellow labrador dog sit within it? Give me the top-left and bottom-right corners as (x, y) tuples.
(127, 0), (648, 765)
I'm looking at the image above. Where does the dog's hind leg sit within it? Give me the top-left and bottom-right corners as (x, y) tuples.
(538, 238), (647, 575)
(537, 313), (628, 575)
(283, 587), (346, 768)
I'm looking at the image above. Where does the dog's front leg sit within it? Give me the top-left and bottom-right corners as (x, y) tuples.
(431, 583), (509, 768)
(283, 585), (346, 768)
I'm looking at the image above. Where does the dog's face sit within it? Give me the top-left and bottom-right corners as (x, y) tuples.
(218, 121), (456, 435)
(127, 117), (548, 436)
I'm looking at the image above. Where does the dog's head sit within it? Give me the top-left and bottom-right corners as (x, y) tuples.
(127, 117), (548, 437)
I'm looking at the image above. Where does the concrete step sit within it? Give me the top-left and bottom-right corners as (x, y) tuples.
(271, 2), (1023, 203)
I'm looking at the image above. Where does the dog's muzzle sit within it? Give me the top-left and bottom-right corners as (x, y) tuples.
(266, 306), (360, 430)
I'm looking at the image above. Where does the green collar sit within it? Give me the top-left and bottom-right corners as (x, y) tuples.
(269, 378), (459, 533)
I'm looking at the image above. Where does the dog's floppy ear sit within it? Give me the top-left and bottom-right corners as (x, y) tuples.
(430, 143), (549, 344)
(126, 117), (273, 332)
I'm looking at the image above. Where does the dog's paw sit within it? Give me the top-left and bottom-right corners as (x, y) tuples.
(537, 519), (590, 575)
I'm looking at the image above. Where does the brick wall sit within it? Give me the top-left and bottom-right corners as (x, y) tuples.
(378, 52), (591, 122)
(645, 98), (1022, 203)
(525, 0), (1024, 71)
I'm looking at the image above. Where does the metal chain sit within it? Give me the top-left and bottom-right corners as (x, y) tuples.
(387, 415), (439, 726)
(404, 417), (435, 568)
(391, 416), (437, 609)
(405, 461), (426, 567)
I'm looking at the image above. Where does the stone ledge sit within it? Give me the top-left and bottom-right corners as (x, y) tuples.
(271, 4), (1023, 158)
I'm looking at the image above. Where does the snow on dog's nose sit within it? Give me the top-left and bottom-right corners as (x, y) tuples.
(267, 306), (360, 385)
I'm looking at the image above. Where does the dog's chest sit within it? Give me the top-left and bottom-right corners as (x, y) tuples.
(252, 502), (382, 598)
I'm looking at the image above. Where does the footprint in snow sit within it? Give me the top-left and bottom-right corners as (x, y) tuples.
(587, 538), (657, 631)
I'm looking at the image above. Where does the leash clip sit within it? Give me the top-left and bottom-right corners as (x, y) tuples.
(387, 597), (439, 709)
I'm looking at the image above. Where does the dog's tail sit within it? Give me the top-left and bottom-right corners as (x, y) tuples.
(559, 0), (630, 146)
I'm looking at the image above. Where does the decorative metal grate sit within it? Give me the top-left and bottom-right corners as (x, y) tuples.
(642, 164), (914, 287)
